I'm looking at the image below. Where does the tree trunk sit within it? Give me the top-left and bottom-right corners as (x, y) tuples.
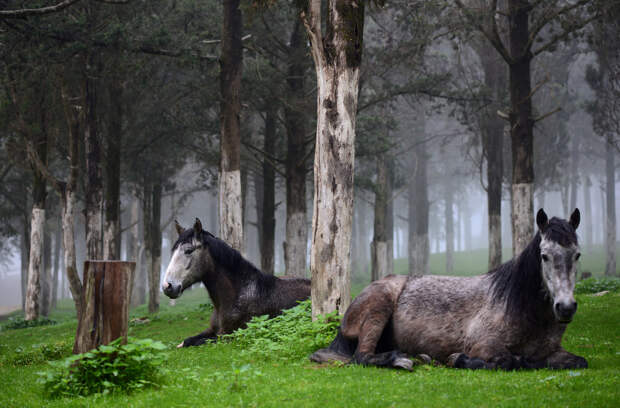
(25, 131), (48, 320)
(508, 2), (535, 257)
(605, 133), (616, 276)
(51, 215), (61, 309)
(103, 73), (123, 260)
(25, 207), (45, 320)
(85, 56), (103, 261)
(303, 0), (365, 318)
(477, 38), (506, 270)
(142, 181), (153, 310)
(128, 194), (145, 306)
(284, 17), (309, 278)
(219, 0), (244, 252)
(569, 135), (579, 214)
(386, 164), (394, 277)
(20, 214), (30, 311)
(148, 177), (162, 313)
(41, 226), (52, 316)
(583, 176), (593, 250)
(73, 261), (135, 354)
(409, 138), (430, 276)
(260, 107), (276, 274)
(445, 184), (454, 275)
(371, 153), (388, 281)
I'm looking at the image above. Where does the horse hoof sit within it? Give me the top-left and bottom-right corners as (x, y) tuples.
(447, 353), (467, 368)
(393, 357), (414, 371)
(177, 341), (185, 348)
(417, 354), (432, 365)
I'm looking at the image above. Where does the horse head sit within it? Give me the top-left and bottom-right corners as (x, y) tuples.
(162, 218), (210, 299)
(536, 208), (581, 323)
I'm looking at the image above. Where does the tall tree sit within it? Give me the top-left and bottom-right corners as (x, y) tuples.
(455, 0), (598, 255)
(301, 0), (367, 318)
(219, 0), (244, 251)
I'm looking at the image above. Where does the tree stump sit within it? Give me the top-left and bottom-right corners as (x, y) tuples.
(73, 261), (135, 354)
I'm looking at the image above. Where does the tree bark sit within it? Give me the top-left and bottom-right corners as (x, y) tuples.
(20, 221), (30, 311)
(128, 194), (145, 306)
(51, 215), (61, 309)
(148, 176), (162, 313)
(219, 0), (244, 252)
(103, 73), (123, 260)
(260, 106), (276, 275)
(25, 207), (45, 320)
(302, 0), (365, 318)
(142, 180), (153, 310)
(409, 137), (430, 276)
(445, 183), (454, 275)
(371, 153), (388, 281)
(569, 135), (579, 214)
(41, 226), (52, 316)
(284, 17), (309, 278)
(25, 130), (48, 320)
(583, 176), (593, 250)
(73, 261), (135, 354)
(85, 54), (104, 261)
(508, 1), (535, 257)
(605, 133), (616, 276)
(386, 163), (394, 277)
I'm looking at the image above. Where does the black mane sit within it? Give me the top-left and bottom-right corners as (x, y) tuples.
(487, 217), (578, 322)
(172, 228), (273, 283)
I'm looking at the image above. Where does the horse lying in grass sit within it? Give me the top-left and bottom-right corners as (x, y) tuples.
(163, 218), (310, 348)
(311, 209), (587, 370)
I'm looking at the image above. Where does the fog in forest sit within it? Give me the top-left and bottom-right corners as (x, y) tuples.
(0, 1), (618, 314)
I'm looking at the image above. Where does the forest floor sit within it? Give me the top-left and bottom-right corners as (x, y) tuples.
(1, 248), (618, 407)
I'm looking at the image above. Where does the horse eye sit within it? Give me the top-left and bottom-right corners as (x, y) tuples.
(184, 247), (195, 255)
(575, 253), (581, 261)
(541, 254), (549, 262)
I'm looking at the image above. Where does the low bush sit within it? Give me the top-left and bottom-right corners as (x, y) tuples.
(2, 341), (71, 367)
(225, 299), (340, 361)
(575, 277), (620, 294)
(1, 316), (56, 331)
(38, 337), (167, 397)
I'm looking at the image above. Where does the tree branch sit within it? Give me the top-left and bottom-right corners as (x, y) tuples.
(0, 0), (82, 18)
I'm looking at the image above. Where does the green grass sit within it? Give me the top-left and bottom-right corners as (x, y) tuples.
(1, 250), (619, 407)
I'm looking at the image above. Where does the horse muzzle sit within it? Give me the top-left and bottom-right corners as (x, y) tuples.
(554, 300), (577, 323)
(163, 281), (183, 299)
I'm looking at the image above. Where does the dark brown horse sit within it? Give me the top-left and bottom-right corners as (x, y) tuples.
(163, 218), (310, 347)
(311, 209), (587, 370)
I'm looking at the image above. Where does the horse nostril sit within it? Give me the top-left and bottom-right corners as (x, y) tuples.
(166, 282), (172, 290)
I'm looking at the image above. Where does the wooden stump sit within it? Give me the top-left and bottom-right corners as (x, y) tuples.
(73, 261), (135, 354)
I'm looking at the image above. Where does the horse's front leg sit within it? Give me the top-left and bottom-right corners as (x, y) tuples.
(448, 341), (524, 370)
(543, 349), (588, 369)
(178, 311), (219, 348)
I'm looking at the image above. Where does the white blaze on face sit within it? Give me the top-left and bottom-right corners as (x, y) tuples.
(162, 245), (187, 291)
(540, 236), (579, 306)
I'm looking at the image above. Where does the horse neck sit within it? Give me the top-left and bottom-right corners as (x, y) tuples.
(489, 233), (552, 324)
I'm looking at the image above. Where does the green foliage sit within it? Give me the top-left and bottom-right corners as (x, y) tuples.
(37, 337), (167, 398)
(225, 300), (340, 361)
(1, 341), (71, 367)
(1, 316), (56, 331)
(575, 277), (620, 294)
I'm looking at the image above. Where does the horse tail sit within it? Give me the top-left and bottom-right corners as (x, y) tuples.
(309, 329), (356, 364)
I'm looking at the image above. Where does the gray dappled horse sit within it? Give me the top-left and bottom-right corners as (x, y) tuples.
(163, 218), (310, 348)
(311, 209), (588, 370)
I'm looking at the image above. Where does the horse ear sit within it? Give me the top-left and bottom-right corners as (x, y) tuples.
(193, 218), (203, 236)
(174, 220), (184, 236)
(536, 208), (548, 231)
(569, 208), (580, 230)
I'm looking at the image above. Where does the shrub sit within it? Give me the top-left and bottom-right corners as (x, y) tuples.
(38, 337), (167, 397)
(1, 316), (56, 331)
(575, 277), (620, 294)
(225, 300), (340, 361)
(2, 341), (71, 367)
